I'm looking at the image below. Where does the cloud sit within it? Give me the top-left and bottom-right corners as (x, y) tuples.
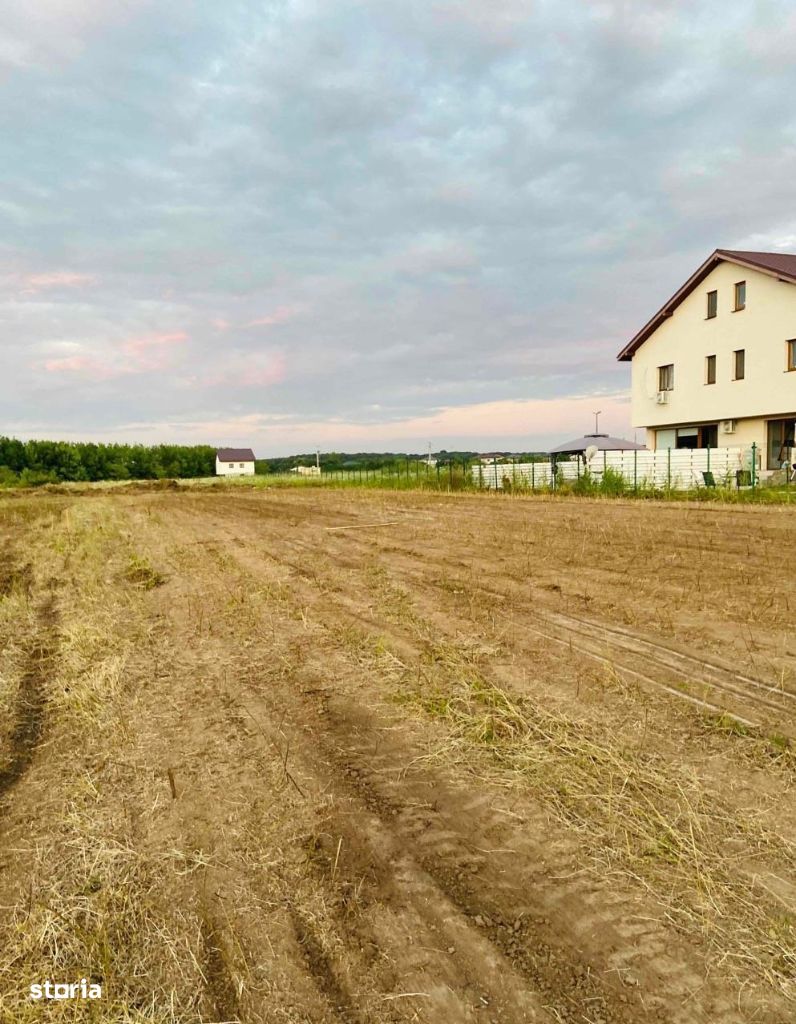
(42, 330), (188, 379)
(0, 0), (153, 71)
(2, 1), (796, 452)
(245, 306), (302, 328)
(7, 271), (95, 295)
(42, 354), (113, 380)
(195, 350), (287, 389)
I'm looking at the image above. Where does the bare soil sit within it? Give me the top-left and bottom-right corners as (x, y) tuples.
(0, 488), (794, 1023)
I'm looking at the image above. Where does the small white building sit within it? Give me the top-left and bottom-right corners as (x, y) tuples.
(215, 447), (256, 477)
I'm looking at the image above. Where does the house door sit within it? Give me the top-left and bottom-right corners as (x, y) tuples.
(767, 419), (796, 469)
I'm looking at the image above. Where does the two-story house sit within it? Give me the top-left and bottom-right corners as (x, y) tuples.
(617, 249), (796, 471)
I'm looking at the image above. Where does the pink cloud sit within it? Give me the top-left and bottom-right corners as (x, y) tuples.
(43, 354), (116, 380)
(245, 305), (301, 328)
(122, 331), (188, 371)
(42, 330), (188, 380)
(14, 271), (95, 295)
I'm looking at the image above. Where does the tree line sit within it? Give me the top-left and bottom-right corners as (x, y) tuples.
(0, 436), (216, 487)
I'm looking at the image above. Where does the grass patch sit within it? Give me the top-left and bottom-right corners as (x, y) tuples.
(122, 554), (166, 590)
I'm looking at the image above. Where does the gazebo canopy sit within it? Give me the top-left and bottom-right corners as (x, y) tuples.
(549, 433), (645, 455)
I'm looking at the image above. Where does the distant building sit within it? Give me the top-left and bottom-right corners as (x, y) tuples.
(291, 465), (321, 476)
(618, 249), (796, 470)
(216, 447), (256, 477)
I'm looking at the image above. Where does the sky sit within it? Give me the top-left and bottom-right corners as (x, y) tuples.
(2, 0), (796, 455)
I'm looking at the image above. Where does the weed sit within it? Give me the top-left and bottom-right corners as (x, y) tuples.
(123, 553), (166, 590)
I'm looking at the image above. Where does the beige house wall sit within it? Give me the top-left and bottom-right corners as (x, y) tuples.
(630, 261), (796, 451)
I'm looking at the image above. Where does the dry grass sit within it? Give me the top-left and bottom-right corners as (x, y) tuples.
(0, 501), (206, 1021)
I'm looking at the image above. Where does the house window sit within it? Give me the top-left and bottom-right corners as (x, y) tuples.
(239, 463), (244, 468)
(767, 418), (796, 469)
(705, 354), (716, 384)
(734, 281), (746, 310)
(707, 290), (718, 318)
(733, 349), (745, 380)
(228, 463), (234, 469)
(788, 340), (796, 371)
(676, 426), (698, 450)
(658, 363), (674, 391)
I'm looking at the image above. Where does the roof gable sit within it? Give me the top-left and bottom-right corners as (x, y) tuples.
(617, 249), (796, 361)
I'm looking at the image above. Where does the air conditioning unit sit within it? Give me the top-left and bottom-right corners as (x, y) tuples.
(720, 419), (737, 434)
(656, 391), (668, 405)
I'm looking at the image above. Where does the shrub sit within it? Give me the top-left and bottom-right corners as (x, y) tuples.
(571, 471), (598, 496)
(18, 468), (59, 488)
(599, 467), (627, 496)
(0, 465), (19, 488)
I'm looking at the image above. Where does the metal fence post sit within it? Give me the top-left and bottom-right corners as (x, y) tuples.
(667, 447), (671, 491)
(633, 449), (638, 493)
(751, 442), (757, 488)
(531, 461), (535, 491)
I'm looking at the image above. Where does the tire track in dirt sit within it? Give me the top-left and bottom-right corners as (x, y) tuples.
(178, 558), (737, 1020)
(290, 681), (743, 1024)
(200, 913), (242, 1024)
(0, 537), (33, 600)
(227, 681), (609, 1024)
(0, 589), (57, 800)
(230, 643), (751, 1024)
(288, 908), (366, 1024)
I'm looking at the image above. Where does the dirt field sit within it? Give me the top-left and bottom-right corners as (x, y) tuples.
(1, 486), (795, 1023)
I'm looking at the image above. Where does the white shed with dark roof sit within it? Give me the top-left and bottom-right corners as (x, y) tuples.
(215, 447), (256, 477)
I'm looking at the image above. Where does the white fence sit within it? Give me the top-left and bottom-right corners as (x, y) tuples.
(474, 446), (757, 491)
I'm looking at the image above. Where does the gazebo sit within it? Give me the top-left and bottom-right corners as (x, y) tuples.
(549, 433), (645, 456)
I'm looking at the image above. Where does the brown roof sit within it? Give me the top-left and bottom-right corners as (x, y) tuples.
(216, 447), (255, 462)
(617, 249), (796, 361)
